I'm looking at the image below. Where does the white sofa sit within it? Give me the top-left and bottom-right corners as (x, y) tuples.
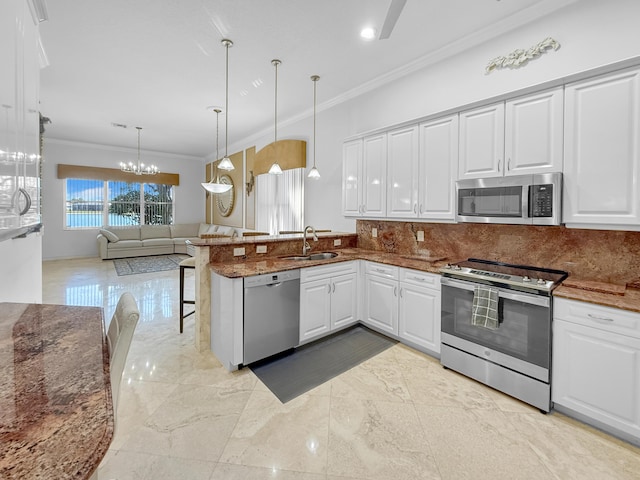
(97, 223), (239, 260)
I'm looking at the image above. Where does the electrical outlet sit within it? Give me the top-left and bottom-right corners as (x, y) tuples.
(417, 230), (424, 242)
(372, 228), (378, 238)
(233, 247), (246, 256)
(333, 239), (342, 246)
(256, 245), (267, 254)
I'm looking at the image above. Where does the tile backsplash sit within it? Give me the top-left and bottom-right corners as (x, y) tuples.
(357, 220), (640, 285)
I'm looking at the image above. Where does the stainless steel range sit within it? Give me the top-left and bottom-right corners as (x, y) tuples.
(440, 258), (567, 412)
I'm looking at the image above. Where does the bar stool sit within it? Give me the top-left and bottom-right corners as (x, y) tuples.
(179, 256), (196, 333)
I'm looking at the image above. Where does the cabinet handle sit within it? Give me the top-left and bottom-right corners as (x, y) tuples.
(419, 204), (423, 214)
(327, 284), (331, 294)
(412, 276), (426, 282)
(587, 313), (614, 322)
(332, 283), (336, 293)
(399, 287), (403, 298)
(413, 203), (417, 214)
(394, 286), (397, 297)
(507, 158), (511, 171)
(497, 159), (501, 172)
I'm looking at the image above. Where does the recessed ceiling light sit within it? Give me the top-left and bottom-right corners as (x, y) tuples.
(360, 27), (377, 40)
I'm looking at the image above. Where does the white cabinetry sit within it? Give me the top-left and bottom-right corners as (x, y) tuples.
(342, 134), (387, 217)
(364, 262), (399, 335)
(398, 268), (441, 354)
(459, 103), (505, 179)
(364, 262), (441, 353)
(418, 115), (458, 220)
(387, 125), (419, 218)
(300, 261), (358, 343)
(563, 67), (640, 228)
(553, 298), (640, 444)
(342, 139), (363, 216)
(362, 134), (387, 216)
(459, 88), (563, 179)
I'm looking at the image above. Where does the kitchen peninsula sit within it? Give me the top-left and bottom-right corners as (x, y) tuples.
(0, 303), (113, 479)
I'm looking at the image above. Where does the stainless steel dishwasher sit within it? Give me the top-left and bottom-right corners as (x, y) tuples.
(243, 269), (300, 365)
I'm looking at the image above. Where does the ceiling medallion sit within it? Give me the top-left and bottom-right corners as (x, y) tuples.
(486, 37), (560, 74)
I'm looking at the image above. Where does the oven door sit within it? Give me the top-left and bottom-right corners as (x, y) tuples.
(441, 277), (551, 380)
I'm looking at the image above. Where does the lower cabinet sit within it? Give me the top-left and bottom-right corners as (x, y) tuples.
(364, 262), (441, 354)
(552, 298), (640, 444)
(398, 269), (441, 353)
(299, 261), (358, 343)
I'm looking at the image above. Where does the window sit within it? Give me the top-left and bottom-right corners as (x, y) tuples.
(65, 178), (173, 229)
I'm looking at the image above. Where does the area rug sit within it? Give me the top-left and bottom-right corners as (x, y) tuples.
(250, 325), (397, 403)
(113, 254), (188, 276)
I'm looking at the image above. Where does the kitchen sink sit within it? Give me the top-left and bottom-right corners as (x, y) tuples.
(282, 252), (338, 261)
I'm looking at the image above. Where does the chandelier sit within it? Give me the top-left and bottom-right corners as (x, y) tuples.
(120, 127), (158, 175)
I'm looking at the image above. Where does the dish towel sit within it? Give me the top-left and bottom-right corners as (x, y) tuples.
(471, 285), (499, 330)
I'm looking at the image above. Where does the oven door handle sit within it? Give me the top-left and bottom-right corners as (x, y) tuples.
(441, 277), (549, 307)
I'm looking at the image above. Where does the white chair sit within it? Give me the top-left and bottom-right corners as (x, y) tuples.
(106, 292), (140, 415)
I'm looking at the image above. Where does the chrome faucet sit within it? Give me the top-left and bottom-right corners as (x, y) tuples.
(302, 225), (318, 255)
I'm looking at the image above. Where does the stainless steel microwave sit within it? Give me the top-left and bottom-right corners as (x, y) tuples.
(456, 172), (562, 225)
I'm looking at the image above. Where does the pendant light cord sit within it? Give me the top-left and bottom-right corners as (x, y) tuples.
(313, 78), (317, 169)
(273, 60), (279, 144)
(224, 41), (230, 158)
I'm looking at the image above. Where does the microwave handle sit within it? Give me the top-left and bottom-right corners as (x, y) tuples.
(524, 185), (532, 219)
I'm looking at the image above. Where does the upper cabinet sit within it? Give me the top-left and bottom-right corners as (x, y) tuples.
(459, 102), (505, 179)
(342, 133), (387, 217)
(341, 139), (363, 216)
(418, 115), (458, 220)
(459, 87), (563, 179)
(387, 126), (419, 218)
(504, 88), (564, 175)
(563, 67), (640, 229)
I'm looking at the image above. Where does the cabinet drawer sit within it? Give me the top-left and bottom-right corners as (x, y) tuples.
(399, 268), (440, 289)
(365, 261), (399, 280)
(554, 298), (640, 339)
(301, 260), (358, 283)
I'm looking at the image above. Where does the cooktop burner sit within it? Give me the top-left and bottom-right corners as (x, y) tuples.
(440, 258), (568, 294)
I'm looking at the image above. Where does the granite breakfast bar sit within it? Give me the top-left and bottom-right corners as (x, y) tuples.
(0, 303), (113, 479)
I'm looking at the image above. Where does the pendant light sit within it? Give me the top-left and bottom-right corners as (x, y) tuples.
(120, 127), (158, 175)
(268, 59), (283, 175)
(307, 75), (321, 179)
(201, 108), (232, 193)
(217, 39), (235, 171)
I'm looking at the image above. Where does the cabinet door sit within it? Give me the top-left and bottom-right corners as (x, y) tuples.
(331, 273), (358, 330)
(459, 103), (505, 179)
(342, 139), (363, 216)
(364, 274), (398, 335)
(387, 125), (419, 218)
(553, 319), (640, 440)
(504, 87), (563, 175)
(563, 67), (640, 227)
(418, 115), (458, 220)
(398, 283), (440, 353)
(300, 279), (331, 342)
(362, 133), (387, 216)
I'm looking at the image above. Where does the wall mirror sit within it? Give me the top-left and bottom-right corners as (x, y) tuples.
(215, 175), (234, 217)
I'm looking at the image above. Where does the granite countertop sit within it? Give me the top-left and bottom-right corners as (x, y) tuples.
(208, 248), (449, 278)
(208, 247), (640, 314)
(0, 303), (113, 479)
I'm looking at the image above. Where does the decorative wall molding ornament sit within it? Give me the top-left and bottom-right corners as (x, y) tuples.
(486, 37), (560, 74)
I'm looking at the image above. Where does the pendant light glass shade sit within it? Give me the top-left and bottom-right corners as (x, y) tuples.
(201, 109), (232, 193)
(269, 59), (283, 175)
(308, 75), (321, 179)
(218, 39), (235, 172)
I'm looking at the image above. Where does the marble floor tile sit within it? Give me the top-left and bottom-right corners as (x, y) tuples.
(414, 404), (555, 480)
(210, 463), (327, 480)
(219, 390), (331, 474)
(328, 396), (439, 480)
(98, 449), (216, 480)
(120, 383), (252, 461)
(40, 257), (640, 480)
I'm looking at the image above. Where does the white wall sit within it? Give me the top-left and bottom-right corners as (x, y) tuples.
(0, 233), (42, 303)
(229, 0), (640, 233)
(41, 139), (205, 259)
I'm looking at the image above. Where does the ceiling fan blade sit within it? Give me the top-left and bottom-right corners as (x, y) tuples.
(379, 0), (407, 40)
